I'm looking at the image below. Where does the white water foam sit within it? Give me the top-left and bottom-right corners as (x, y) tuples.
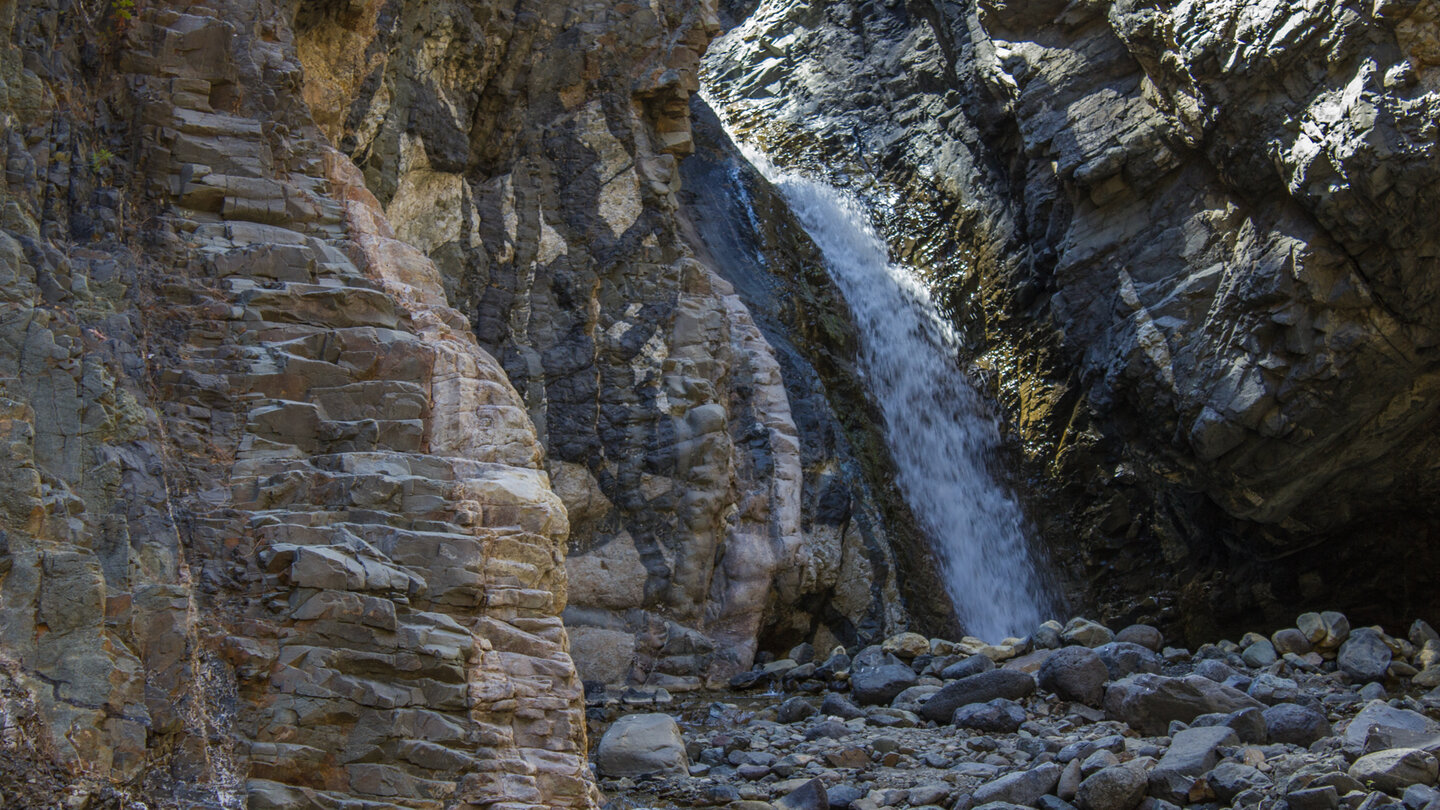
(723, 135), (1053, 640)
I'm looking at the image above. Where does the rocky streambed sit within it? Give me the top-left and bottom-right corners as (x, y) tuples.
(587, 614), (1440, 810)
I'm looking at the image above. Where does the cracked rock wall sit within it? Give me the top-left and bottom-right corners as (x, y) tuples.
(705, 0), (1440, 639)
(301, 0), (914, 689)
(0, 0), (924, 802)
(0, 0), (597, 806)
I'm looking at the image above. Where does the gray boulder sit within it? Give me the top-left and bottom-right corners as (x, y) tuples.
(1345, 701), (1440, 753)
(775, 778), (828, 810)
(778, 696), (818, 724)
(1287, 785), (1340, 810)
(1264, 703), (1332, 746)
(954, 698), (1028, 733)
(1115, 625), (1163, 652)
(1038, 797), (1079, 810)
(1349, 749), (1440, 794)
(908, 784), (954, 807)
(1341, 629), (1395, 684)
(920, 669), (1036, 723)
(851, 663), (919, 705)
(1194, 659), (1237, 683)
(595, 713), (688, 778)
(1039, 646), (1110, 706)
(1208, 762), (1272, 802)
(891, 684), (941, 714)
(1242, 640), (1279, 668)
(1248, 673), (1305, 706)
(943, 654), (997, 681)
(1094, 642), (1162, 680)
(1104, 674), (1262, 736)
(1063, 618), (1116, 648)
(1152, 726), (1238, 779)
(1076, 766), (1146, 810)
(1272, 628), (1314, 656)
(974, 762), (1063, 807)
(1191, 707), (1268, 744)
(826, 785), (864, 809)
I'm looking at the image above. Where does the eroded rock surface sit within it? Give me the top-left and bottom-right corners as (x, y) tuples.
(0, 0), (934, 802)
(302, 0), (916, 688)
(704, 0), (1440, 636)
(0, 1), (604, 806)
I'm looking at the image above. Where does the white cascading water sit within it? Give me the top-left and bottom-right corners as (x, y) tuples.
(724, 134), (1053, 641)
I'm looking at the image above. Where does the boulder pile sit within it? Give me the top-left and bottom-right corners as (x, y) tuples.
(592, 613), (1440, 810)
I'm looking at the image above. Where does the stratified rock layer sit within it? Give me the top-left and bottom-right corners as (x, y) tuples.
(704, 0), (1440, 636)
(303, 0), (914, 688)
(0, 1), (595, 806)
(0, 0), (927, 801)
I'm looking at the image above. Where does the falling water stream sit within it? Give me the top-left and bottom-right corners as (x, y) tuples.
(717, 124), (1054, 641)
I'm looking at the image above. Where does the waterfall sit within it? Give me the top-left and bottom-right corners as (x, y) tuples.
(716, 124), (1054, 641)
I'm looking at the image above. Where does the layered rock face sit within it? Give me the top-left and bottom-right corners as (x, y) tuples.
(300, 0), (916, 688)
(0, 0), (594, 806)
(0, 0), (929, 801)
(705, 0), (1440, 637)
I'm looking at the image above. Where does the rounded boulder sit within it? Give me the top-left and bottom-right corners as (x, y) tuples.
(1039, 645), (1110, 706)
(595, 713), (688, 778)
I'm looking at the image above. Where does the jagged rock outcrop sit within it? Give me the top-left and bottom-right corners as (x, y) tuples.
(704, 0), (1440, 637)
(300, 0), (916, 688)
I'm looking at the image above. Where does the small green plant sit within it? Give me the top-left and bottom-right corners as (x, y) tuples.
(90, 148), (115, 172)
(108, 0), (136, 37)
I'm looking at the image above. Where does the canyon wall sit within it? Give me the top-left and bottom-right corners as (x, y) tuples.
(299, 0), (919, 688)
(705, 0), (1440, 639)
(0, 0), (927, 803)
(2, 0), (588, 805)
